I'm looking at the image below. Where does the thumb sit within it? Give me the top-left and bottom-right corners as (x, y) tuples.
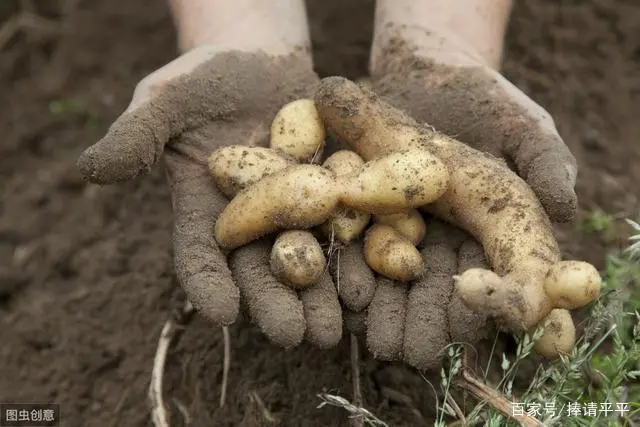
(77, 46), (227, 184)
(77, 101), (171, 185)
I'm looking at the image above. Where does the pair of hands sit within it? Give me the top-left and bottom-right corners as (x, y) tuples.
(77, 38), (577, 370)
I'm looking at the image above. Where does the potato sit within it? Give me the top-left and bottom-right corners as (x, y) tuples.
(270, 99), (326, 162)
(364, 224), (424, 282)
(320, 150), (371, 243)
(270, 230), (326, 289)
(374, 209), (426, 246)
(453, 268), (549, 331)
(341, 149), (449, 215)
(323, 150), (364, 176)
(215, 165), (341, 249)
(533, 309), (576, 358)
(314, 76), (601, 333)
(544, 261), (602, 309)
(320, 207), (371, 243)
(208, 146), (294, 198)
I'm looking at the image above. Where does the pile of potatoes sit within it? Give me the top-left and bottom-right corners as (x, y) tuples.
(207, 78), (603, 359)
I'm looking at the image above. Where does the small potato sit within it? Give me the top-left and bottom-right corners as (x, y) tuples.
(374, 209), (426, 246)
(270, 99), (326, 162)
(215, 165), (341, 249)
(364, 224), (424, 282)
(208, 146), (294, 198)
(321, 150), (371, 242)
(270, 231), (326, 289)
(544, 261), (602, 310)
(320, 207), (371, 243)
(323, 150), (365, 176)
(341, 149), (449, 215)
(533, 309), (576, 358)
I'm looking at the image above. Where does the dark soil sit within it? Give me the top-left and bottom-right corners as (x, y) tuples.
(0, 0), (638, 426)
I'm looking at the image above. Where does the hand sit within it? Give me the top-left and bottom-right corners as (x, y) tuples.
(341, 27), (579, 371)
(77, 47), (343, 349)
(370, 28), (578, 222)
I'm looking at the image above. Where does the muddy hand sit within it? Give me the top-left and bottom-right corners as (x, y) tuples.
(77, 47), (342, 349)
(370, 27), (578, 223)
(341, 220), (494, 371)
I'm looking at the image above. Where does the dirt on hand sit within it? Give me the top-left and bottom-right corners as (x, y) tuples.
(0, 0), (638, 426)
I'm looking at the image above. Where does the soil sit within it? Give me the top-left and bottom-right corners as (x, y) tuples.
(0, 0), (638, 426)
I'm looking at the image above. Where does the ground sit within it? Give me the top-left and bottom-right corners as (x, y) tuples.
(0, 0), (638, 426)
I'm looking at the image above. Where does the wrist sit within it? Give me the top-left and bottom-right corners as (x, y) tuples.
(168, 0), (312, 57)
(371, 0), (512, 72)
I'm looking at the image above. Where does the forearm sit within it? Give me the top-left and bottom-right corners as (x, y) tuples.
(168, 0), (311, 56)
(372, 0), (512, 70)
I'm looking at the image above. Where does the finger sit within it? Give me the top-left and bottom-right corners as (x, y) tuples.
(300, 271), (343, 349)
(170, 164), (239, 326)
(331, 240), (376, 312)
(448, 238), (493, 343)
(403, 240), (456, 371)
(376, 68), (577, 222)
(479, 75), (578, 222)
(229, 238), (306, 349)
(343, 308), (367, 337)
(77, 49), (239, 185)
(504, 116), (578, 223)
(366, 277), (408, 361)
(418, 217), (468, 248)
(77, 94), (174, 185)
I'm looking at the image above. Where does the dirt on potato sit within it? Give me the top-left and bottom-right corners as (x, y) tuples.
(0, 0), (638, 426)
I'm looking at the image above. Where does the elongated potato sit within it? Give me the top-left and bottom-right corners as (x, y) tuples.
(314, 76), (601, 335)
(270, 230), (326, 289)
(341, 149), (449, 215)
(270, 99), (326, 162)
(364, 224), (424, 282)
(374, 209), (427, 246)
(208, 146), (294, 198)
(320, 150), (371, 243)
(533, 309), (576, 358)
(215, 165), (341, 249)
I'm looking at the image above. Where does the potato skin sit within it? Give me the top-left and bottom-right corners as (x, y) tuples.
(208, 146), (294, 198)
(341, 149), (449, 215)
(544, 260), (601, 309)
(533, 309), (576, 358)
(374, 209), (426, 246)
(364, 224), (424, 282)
(214, 165), (340, 249)
(270, 230), (326, 289)
(270, 99), (326, 162)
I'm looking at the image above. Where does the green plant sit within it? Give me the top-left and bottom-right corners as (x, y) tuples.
(578, 210), (616, 239)
(438, 218), (640, 426)
(49, 98), (99, 130)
